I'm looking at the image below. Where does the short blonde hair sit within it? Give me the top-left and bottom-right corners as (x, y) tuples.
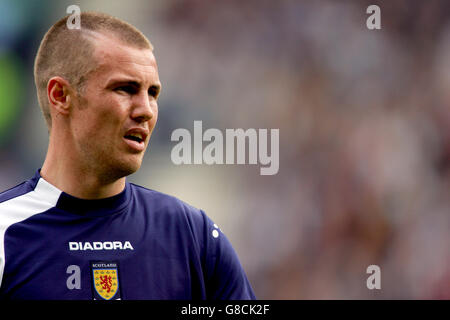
(34, 11), (153, 129)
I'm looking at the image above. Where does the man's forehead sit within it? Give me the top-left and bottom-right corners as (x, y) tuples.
(96, 46), (157, 70)
(84, 29), (151, 52)
(93, 34), (155, 64)
(88, 32), (159, 83)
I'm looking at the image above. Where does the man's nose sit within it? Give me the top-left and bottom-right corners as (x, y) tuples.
(131, 91), (155, 123)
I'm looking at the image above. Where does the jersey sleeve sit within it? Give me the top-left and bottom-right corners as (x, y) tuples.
(197, 210), (256, 300)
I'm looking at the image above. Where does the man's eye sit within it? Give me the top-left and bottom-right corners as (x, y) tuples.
(115, 86), (136, 94)
(148, 87), (160, 98)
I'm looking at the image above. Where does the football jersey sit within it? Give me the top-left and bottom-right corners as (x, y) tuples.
(0, 170), (255, 300)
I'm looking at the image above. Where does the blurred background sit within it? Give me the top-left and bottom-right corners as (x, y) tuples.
(0, 0), (449, 299)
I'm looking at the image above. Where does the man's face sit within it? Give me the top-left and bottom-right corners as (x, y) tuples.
(70, 34), (161, 181)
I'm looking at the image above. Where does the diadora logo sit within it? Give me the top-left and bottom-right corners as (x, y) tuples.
(69, 241), (134, 251)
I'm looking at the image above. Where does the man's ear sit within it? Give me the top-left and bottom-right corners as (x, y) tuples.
(47, 77), (73, 115)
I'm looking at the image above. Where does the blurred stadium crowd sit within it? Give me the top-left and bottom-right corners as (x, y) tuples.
(0, 0), (449, 299)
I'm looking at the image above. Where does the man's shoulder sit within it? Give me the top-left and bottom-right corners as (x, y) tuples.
(129, 183), (204, 217)
(128, 183), (210, 235)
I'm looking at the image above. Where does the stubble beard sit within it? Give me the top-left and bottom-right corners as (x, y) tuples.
(79, 139), (144, 185)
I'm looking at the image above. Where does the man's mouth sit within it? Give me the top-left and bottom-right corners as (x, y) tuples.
(124, 132), (144, 143)
(123, 129), (149, 152)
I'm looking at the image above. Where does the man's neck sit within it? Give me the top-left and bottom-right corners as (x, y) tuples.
(40, 151), (126, 200)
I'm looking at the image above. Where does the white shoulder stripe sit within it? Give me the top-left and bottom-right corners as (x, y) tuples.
(0, 178), (62, 288)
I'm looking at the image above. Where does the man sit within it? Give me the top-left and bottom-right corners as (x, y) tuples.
(0, 12), (255, 300)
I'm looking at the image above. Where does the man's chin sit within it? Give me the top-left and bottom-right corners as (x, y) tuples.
(118, 160), (142, 177)
(102, 158), (143, 183)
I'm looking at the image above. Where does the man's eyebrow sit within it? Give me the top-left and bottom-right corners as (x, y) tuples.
(106, 78), (161, 90)
(107, 79), (141, 87)
(148, 84), (161, 92)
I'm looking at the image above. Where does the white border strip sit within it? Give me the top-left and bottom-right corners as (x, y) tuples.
(0, 178), (61, 287)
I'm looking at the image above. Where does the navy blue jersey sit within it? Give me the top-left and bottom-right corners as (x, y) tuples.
(0, 170), (255, 300)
